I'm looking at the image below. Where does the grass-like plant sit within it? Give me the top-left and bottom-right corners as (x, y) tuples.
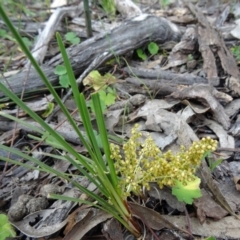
(0, 5), (140, 236)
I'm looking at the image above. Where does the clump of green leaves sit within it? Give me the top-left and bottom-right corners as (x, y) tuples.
(54, 65), (70, 88)
(64, 32), (80, 45)
(89, 87), (117, 113)
(110, 125), (218, 203)
(83, 70), (117, 112)
(0, 214), (16, 240)
(137, 42), (159, 60)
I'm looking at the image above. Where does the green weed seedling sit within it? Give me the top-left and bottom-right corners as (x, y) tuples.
(64, 32), (80, 45)
(148, 42), (159, 55)
(83, 70), (117, 112)
(0, 214), (16, 240)
(89, 86), (117, 113)
(137, 48), (147, 61)
(137, 42), (159, 60)
(54, 65), (70, 88)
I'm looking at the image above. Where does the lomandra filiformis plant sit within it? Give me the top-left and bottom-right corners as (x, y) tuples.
(110, 125), (218, 199)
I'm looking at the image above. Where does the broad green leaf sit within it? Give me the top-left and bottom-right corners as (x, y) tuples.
(107, 87), (116, 94)
(136, 49), (147, 61)
(172, 178), (202, 204)
(59, 74), (70, 88)
(65, 32), (77, 41)
(105, 92), (116, 106)
(54, 65), (67, 75)
(70, 37), (80, 44)
(0, 214), (16, 240)
(148, 42), (159, 55)
(65, 32), (80, 44)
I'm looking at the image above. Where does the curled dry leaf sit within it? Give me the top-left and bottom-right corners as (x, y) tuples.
(128, 202), (187, 233)
(194, 189), (228, 224)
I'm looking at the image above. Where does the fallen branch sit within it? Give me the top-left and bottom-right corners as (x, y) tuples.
(0, 14), (181, 98)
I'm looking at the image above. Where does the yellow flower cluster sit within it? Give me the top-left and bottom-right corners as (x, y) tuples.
(110, 125), (218, 197)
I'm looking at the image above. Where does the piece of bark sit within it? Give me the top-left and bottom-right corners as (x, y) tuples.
(187, 3), (240, 94)
(0, 15), (181, 98)
(124, 67), (208, 85)
(125, 77), (187, 97)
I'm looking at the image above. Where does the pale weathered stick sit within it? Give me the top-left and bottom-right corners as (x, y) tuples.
(26, 3), (83, 66)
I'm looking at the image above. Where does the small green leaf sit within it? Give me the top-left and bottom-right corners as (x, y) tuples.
(65, 32), (76, 40)
(98, 88), (116, 107)
(59, 74), (70, 88)
(148, 42), (159, 55)
(54, 65), (67, 75)
(65, 32), (80, 45)
(107, 86), (116, 94)
(172, 178), (202, 204)
(41, 102), (55, 118)
(70, 37), (80, 44)
(136, 49), (147, 61)
(0, 214), (16, 240)
(105, 93), (115, 106)
(99, 89), (107, 99)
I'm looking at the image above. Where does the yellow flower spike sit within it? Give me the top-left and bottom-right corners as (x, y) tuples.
(110, 126), (217, 198)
